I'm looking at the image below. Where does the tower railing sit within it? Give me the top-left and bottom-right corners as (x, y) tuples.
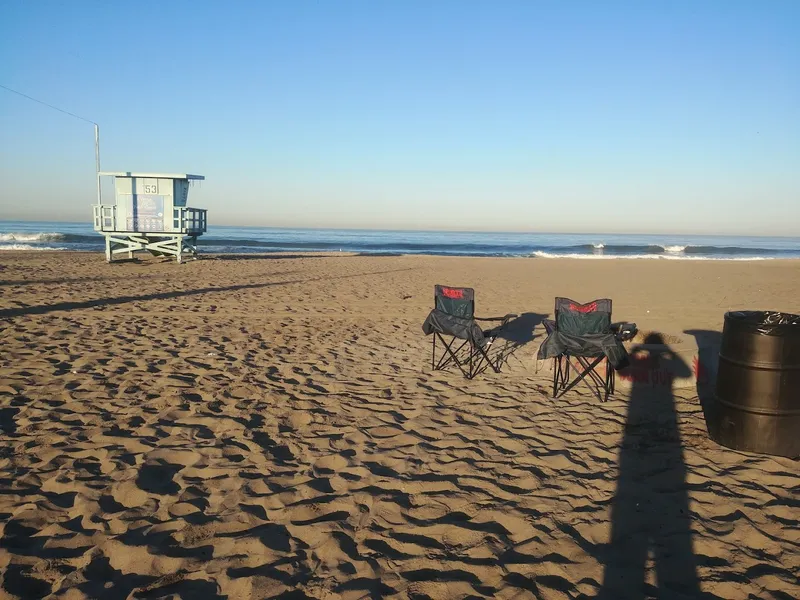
(93, 204), (116, 232)
(173, 207), (207, 234)
(92, 205), (207, 234)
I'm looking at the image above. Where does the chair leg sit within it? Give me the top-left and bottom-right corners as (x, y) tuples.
(605, 359), (615, 402)
(557, 355), (606, 400)
(489, 346), (502, 373)
(471, 343), (493, 378)
(432, 334), (505, 380)
(434, 334), (472, 378)
(574, 355), (609, 392)
(434, 334), (461, 370)
(611, 365), (615, 396)
(486, 337), (503, 373)
(560, 354), (613, 402)
(553, 356), (561, 397)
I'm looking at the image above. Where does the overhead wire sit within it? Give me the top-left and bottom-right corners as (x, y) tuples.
(0, 83), (97, 125)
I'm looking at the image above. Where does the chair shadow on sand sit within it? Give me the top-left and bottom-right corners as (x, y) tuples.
(439, 312), (546, 379)
(491, 312), (547, 370)
(596, 333), (705, 600)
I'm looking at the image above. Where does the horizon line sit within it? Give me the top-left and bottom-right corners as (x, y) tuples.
(0, 218), (798, 238)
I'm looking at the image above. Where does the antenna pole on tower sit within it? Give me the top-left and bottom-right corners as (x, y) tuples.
(95, 123), (101, 204)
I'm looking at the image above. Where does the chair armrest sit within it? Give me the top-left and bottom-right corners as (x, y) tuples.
(611, 321), (638, 341)
(475, 313), (517, 326)
(543, 318), (556, 334)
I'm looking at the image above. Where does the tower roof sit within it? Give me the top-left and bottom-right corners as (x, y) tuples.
(99, 172), (205, 180)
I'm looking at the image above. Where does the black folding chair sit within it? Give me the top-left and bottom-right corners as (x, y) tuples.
(538, 298), (637, 401)
(422, 285), (516, 379)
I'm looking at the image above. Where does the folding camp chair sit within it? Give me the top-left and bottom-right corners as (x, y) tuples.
(422, 285), (516, 379)
(538, 298), (637, 402)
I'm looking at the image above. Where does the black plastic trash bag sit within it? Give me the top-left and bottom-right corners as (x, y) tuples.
(725, 311), (800, 336)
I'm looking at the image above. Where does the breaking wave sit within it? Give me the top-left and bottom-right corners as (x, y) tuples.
(0, 232), (66, 242)
(530, 251), (771, 261)
(0, 243), (67, 251)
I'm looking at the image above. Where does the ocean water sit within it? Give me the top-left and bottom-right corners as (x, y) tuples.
(1, 220), (799, 260)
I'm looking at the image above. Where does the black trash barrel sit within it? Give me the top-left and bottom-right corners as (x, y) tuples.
(712, 311), (800, 457)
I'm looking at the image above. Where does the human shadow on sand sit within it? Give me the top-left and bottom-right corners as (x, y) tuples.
(597, 333), (705, 600)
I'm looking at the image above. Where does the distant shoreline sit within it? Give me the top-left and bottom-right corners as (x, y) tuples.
(3, 249), (800, 263)
(2, 223), (799, 260)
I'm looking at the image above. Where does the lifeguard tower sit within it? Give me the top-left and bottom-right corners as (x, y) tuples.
(92, 172), (207, 263)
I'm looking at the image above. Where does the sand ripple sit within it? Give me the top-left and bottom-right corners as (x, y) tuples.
(1, 252), (798, 599)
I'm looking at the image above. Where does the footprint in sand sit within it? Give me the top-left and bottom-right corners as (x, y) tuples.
(134, 461), (184, 495)
(313, 454), (349, 475)
(111, 480), (151, 508)
(283, 411), (313, 431)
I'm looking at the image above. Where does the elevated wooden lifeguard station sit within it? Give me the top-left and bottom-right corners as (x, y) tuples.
(92, 172), (207, 263)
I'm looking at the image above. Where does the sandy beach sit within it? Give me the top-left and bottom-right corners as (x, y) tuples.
(0, 251), (797, 599)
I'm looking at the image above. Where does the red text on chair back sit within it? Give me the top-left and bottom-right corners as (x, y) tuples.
(569, 301), (598, 313)
(554, 297), (612, 335)
(441, 287), (465, 299)
(434, 285), (475, 319)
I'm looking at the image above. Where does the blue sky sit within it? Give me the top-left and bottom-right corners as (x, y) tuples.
(1, 1), (798, 234)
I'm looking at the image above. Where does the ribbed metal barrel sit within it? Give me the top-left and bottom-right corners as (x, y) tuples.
(712, 311), (800, 457)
